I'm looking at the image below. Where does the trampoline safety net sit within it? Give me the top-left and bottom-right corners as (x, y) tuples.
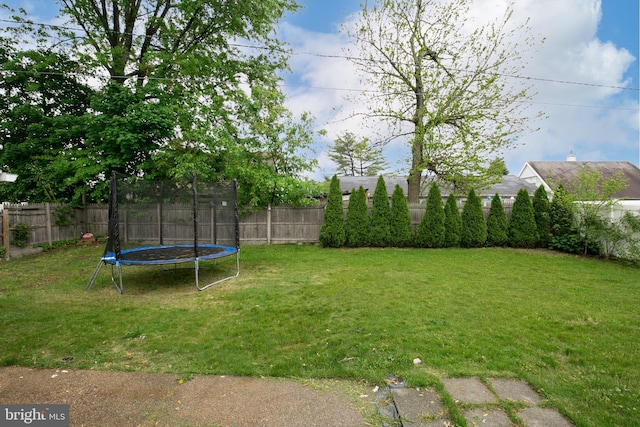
(87, 172), (240, 293)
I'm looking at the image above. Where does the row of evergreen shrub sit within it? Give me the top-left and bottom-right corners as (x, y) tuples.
(319, 175), (554, 249)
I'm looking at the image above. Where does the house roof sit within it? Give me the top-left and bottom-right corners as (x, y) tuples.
(337, 175), (537, 198)
(339, 176), (407, 197)
(525, 161), (640, 199)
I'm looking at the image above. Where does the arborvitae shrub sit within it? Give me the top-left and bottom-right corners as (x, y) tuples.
(533, 185), (551, 248)
(508, 188), (539, 248)
(486, 193), (508, 247)
(548, 184), (582, 254)
(415, 183), (445, 248)
(319, 175), (345, 247)
(389, 184), (413, 247)
(461, 189), (487, 248)
(345, 186), (369, 247)
(368, 175), (391, 247)
(443, 193), (462, 247)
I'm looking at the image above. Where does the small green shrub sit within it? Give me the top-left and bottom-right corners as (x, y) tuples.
(443, 193), (462, 247)
(508, 189), (539, 248)
(461, 189), (487, 248)
(486, 194), (508, 247)
(369, 176), (391, 247)
(415, 183), (445, 248)
(319, 175), (345, 248)
(345, 186), (369, 247)
(389, 184), (413, 247)
(533, 185), (551, 248)
(13, 223), (31, 248)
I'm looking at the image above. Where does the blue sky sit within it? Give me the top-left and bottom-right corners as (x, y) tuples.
(2, 0), (639, 180)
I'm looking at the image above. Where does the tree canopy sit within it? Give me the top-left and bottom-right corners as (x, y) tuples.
(328, 131), (387, 176)
(0, 1), (319, 206)
(345, 0), (538, 202)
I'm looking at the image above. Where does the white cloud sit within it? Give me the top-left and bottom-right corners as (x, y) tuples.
(281, 0), (638, 180)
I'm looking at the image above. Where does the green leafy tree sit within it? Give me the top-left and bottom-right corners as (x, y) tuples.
(443, 193), (462, 247)
(532, 185), (551, 248)
(345, 0), (539, 202)
(0, 48), (93, 203)
(461, 189), (486, 248)
(319, 175), (345, 247)
(389, 184), (414, 247)
(508, 189), (539, 248)
(415, 183), (445, 248)
(345, 186), (369, 247)
(486, 194), (508, 247)
(369, 176), (391, 247)
(329, 131), (387, 176)
(5, 1), (315, 206)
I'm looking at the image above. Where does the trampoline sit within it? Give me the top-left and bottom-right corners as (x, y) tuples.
(87, 173), (240, 293)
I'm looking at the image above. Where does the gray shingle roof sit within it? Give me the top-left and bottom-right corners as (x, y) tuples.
(527, 161), (640, 199)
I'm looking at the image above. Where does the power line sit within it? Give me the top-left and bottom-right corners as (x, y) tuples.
(1, 17), (638, 93)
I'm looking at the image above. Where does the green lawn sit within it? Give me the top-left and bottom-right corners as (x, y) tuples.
(0, 244), (638, 426)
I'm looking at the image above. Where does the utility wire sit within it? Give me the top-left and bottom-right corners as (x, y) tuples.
(1, 17), (638, 93)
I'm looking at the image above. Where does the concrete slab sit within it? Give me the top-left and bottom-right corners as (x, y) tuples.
(490, 378), (542, 405)
(464, 408), (514, 427)
(390, 387), (448, 427)
(519, 407), (574, 427)
(441, 378), (499, 404)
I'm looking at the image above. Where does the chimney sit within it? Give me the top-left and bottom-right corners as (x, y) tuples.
(567, 150), (576, 162)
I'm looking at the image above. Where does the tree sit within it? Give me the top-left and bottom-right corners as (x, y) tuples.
(345, 186), (369, 247)
(548, 184), (582, 254)
(486, 194), (508, 247)
(415, 183), (445, 248)
(319, 175), (345, 247)
(369, 175), (391, 247)
(0, 47), (94, 203)
(508, 189), (538, 248)
(443, 193), (462, 247)
(532, 185), (551, 248)
(389, 184), (414, 247)
(460, 189), (486, 248)
(345, 0), (537, 202)
(5, 1), (316, 206)
(329, 131), (387, 176)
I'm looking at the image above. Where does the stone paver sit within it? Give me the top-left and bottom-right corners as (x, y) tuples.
(464, 408), (514, 427)
(441, 377), (498, 404)
(519, 407), (574, 427)
(390, 387), (447, 427)
(490, 378), (542, 405)
(387, 377), (574, 427)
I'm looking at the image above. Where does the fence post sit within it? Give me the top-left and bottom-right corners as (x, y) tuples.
(266, 203), (272, 244)
(45, 203), (53, 246)
(2, 206), (9, 260)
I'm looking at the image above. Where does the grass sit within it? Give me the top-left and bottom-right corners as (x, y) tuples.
(0, 244), (639, 426)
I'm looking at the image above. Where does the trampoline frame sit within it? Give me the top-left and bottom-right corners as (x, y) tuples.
(86, 173), (240, 294)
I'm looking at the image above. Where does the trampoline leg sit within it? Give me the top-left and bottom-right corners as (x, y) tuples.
(86, 260), (105, 291)
(195, 251), (240, 291)
(109, 262), (124, 294)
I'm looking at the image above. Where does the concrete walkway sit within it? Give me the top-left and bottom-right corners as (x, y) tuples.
(380, 376), (574, 427)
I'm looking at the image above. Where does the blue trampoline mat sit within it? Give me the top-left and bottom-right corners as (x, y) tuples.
(102, 244), (238, 266)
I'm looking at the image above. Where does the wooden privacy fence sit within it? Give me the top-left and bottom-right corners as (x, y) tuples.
(1, 200), (513, 260)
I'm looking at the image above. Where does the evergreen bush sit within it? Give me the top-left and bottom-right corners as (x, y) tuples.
(443, 193), (462, 247)
(389, 184), (414, 247)
(461, 189), (487, 248)
(369, 176), (391, 247)
(508, 188), (539, 248)
(548, 184), (582, 254)
(319, 175), (345, 247)
(533, 185), (551, 248)
(415, 183), (445, 248)
(486, 194), (508, 247)
(345, 186), (369, 247)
